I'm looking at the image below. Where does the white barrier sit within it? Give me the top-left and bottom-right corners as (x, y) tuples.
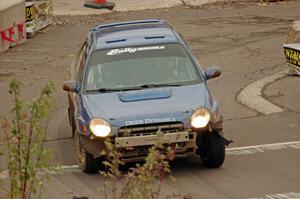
(287, 21), (300, 43)
(0, 0), (26, 53)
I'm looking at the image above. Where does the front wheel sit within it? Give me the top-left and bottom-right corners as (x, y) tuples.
(74, 132), (102, 173)
(198, 133), (225, 168)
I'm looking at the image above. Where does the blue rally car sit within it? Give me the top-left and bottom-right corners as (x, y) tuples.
(63, 19), (228, 173)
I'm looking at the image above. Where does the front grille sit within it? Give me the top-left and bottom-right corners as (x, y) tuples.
(118, 122), (184, 137)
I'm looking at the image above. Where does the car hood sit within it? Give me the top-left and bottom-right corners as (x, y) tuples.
(82, 83), (212, 127)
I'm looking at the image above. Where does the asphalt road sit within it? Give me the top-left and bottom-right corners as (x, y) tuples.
(0, 1), (300, 198)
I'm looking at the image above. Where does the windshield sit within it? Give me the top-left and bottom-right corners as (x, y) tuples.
(84, 44), (202, 91)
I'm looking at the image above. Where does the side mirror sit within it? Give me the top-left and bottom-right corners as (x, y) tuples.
(204, 66), (221, 80)
(62, 81), (78, 92)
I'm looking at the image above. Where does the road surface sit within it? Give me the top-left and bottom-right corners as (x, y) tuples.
(0, 1), (300, 198)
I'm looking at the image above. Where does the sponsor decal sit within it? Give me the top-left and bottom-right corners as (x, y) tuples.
(26, 4), (35, 23)
(107, 46), (165, 56)
(284, 47), (300, 68)
(125, 117), (176, 126)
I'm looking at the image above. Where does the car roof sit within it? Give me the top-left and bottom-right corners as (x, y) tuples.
(90, 19), (181, 50)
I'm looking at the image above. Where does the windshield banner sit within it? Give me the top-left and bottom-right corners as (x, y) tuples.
(107, 46), (165, 56)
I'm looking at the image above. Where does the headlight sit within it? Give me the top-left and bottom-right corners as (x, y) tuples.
(89, 118), (111, 137)
(191, 108), (211, 128)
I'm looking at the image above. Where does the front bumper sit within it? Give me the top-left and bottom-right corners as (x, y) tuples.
(116, 130), (200, 163)
(115, 131), (189, 148)
(81, 120), (223, 162)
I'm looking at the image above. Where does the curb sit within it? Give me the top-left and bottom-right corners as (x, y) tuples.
(237, 70), (289, 115)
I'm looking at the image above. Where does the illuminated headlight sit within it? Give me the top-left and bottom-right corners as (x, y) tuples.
(191, 108), (211, 128)
(89, 118), (111, 137)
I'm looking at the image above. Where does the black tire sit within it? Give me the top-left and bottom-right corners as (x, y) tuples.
(68, 107), (76, 138)
(68, 107), (72, 126)
(199, 133), (225, 168)
(83, 152), (102, 174)
(74, 132), (102, 173)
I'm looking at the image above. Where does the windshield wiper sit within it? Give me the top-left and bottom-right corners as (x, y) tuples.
(86, 84), (183, 93)
(139, 83), (183, 88)
(86, 88), (123, 93)
(86, 87), (141, 93)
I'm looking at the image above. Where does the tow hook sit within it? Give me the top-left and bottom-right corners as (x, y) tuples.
(223, 137), (233, 146)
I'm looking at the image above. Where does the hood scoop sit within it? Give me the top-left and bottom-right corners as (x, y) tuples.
(118, 88), (172, 102)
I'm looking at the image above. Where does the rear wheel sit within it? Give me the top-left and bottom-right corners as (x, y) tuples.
(198, 132), (225, 168)
(74, 132), (102, 173)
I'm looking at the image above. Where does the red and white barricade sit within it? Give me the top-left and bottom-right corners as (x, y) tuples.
(0, 0), (26, 53)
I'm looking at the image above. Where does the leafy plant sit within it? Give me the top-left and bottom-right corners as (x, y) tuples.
(0, 79), (56, 199)
(101, 139), (192, 199)
(0, 79), (193, 199)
